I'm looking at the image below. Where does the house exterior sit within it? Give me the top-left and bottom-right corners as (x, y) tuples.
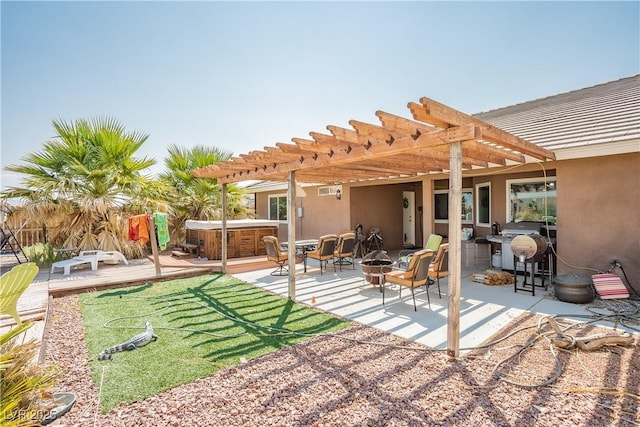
(245, 75), (640, 293)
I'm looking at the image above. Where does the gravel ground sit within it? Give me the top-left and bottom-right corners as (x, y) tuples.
(43, 294), (639, 427)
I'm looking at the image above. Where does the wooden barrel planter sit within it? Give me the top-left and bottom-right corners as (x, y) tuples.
(553, 274), (595, 304)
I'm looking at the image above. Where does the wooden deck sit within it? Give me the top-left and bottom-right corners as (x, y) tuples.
(0, 254), (274, 348)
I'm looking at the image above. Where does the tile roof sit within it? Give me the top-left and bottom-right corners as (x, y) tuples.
(474, 75), (640, 150)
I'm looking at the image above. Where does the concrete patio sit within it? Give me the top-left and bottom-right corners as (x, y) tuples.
(233, 259), (638, 352)
(2, 252), (637, 354)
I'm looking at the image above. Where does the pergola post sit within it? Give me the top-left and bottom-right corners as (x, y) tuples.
(221, 183), (227, 274)
(447, 141), (462, 358)
(147, 211), (162, 277)
(287, 171), (297, 299)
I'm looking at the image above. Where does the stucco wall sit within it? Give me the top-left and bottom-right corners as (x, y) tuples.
(350, 182), (425, 250)
(255, 186), (350, 240)
(298, 186), (351, 238)
(556, 153), (640, 294)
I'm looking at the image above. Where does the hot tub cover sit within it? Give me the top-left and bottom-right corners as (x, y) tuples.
(185, 219), (280, 230)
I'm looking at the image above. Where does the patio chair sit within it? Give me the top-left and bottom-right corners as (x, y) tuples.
(333, 232), (356, 272)
(263, 236), (288, 276)
(0, 262), (39, 325)
(383, 249), (434, 311)
(427, 243), (449, 299)
(397, 234), (442, 269)
(51, 257), (97, 275)
(78, 250), (129, 265)
(305, 234), (338, 275)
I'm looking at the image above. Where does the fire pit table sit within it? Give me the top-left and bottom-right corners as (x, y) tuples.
(359, 250), (394, 292)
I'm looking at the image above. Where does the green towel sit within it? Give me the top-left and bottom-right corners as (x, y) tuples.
(153, 212), (170, 250)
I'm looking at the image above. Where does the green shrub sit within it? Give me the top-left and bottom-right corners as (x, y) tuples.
(0, 322), (61, 427)
(23, 243), (54, 267)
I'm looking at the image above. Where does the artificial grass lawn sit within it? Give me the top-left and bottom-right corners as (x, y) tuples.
(80, 273), (350, 412)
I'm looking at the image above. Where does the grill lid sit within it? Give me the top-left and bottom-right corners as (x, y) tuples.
(510, 234), (548, 261)
(502, 221), (545, 235)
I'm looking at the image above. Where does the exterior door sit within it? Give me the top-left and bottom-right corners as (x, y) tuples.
(402, 191), (415, 247)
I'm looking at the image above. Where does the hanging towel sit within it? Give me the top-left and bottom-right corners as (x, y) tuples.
(128, 216), (140, 241)
(128, 214), (150, 246)
(154, 212), (170, 250)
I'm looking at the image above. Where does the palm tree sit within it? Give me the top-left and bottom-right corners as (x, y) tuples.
(158, 144), (249, 243)
(1, 117), (167, 259)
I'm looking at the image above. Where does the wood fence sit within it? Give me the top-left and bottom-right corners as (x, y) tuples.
(2, 217), (46, 248)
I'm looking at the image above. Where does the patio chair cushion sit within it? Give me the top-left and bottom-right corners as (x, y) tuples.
(397, 234), (442, 269)
(591, 273), (629, 299)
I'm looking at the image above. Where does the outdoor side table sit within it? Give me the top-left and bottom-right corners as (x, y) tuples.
(54, 247), (78, 260)
(281, 240), (318, 273)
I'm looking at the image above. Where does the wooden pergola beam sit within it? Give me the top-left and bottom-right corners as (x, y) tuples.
(376, 110), (440, 136)
(208, 125), (477, 183)
(415, 97), (556, 161)
(326, 125), (371, 146)
(349, 119), (395, 142)
(291, 137), (336, 154)
(308, 132), (355, 151)
(275, 142), (320, 156)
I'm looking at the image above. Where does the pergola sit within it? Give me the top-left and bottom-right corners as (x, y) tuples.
(193, 96), (556, 357)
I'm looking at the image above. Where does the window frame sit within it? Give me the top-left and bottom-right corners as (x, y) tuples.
(506, 177), (557, 224)
(433, 188), (473, 224)
(268, 193), (288, 222)
(475, 182), (491, 227)
(317, 185), (341, 196)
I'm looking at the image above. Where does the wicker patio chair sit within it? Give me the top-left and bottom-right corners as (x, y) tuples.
(263, 236), (288, 276)
(305, 234), (338, 275)
(383, 249), (435, 311)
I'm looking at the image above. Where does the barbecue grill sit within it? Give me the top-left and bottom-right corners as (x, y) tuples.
(498, 221), (554, 271)
(511, 234), (548, 264)
(500, 222), (554, 296)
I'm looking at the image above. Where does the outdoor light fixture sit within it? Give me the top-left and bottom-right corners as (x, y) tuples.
(335, 189), (342, 200)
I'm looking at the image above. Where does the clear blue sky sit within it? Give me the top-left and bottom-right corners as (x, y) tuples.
(2, 1), (638, 190)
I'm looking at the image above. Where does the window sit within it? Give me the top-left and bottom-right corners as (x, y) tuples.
(268, 194), (287, 221)
(318, 185), (341, 196)
(434, 189), (473, 224)
(434, 191), (448, 222)
(462, 190), (473, 223)
(475, 183), (491, 227)
(507, 178), (557, 224)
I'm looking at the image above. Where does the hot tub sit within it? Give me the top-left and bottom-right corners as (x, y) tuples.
(185, 220), (280, 260)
